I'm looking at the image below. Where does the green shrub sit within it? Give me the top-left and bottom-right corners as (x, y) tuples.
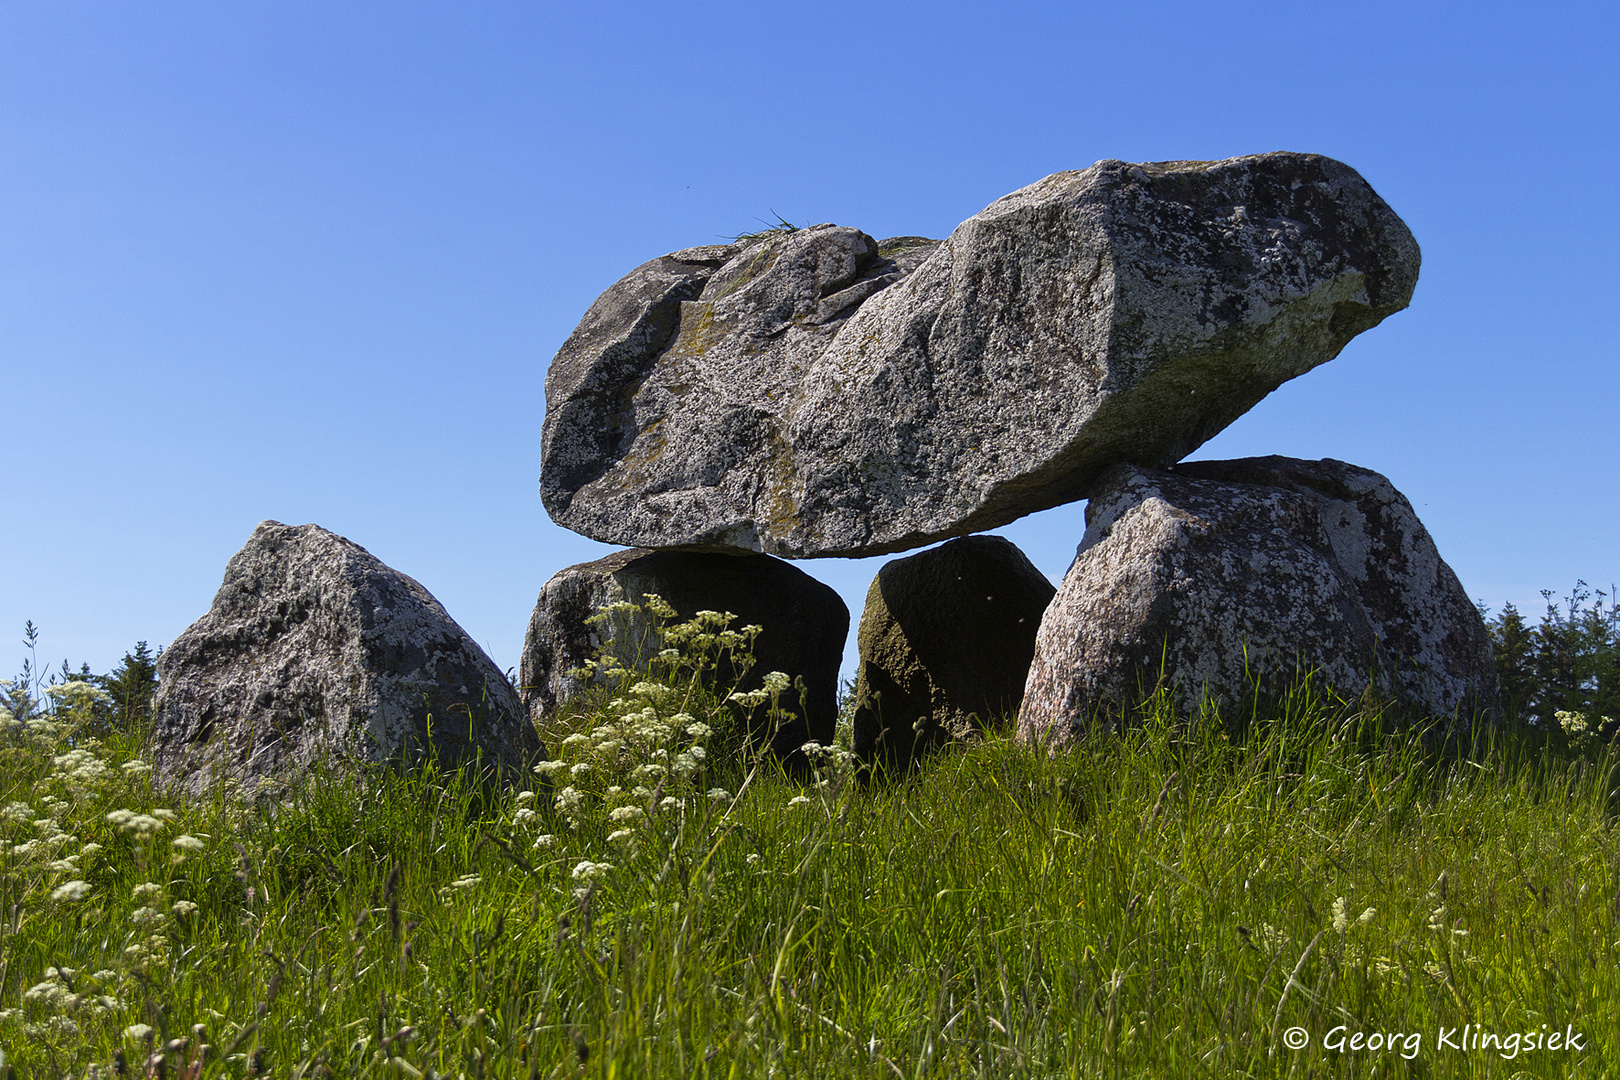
(1484, 581), (1620, 750)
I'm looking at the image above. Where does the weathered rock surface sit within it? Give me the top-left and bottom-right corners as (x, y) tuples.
(851, 536), (1056, 771)
(542, 152), (1419, 558)
(1017, 458), (1498, 746)
(520, 549), (848, 760)
(153, 522), (540, 795)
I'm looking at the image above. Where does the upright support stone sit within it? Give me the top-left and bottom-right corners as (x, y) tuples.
(851, 536), (1056, 771)
(520, 549), (848, 765)
(1018, 458), (1498, 747)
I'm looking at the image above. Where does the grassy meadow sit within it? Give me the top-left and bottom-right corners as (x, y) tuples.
(1, 603), (1616, 1079)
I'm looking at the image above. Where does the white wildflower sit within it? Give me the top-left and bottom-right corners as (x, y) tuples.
(706, 788), (731, 802)
(132, 882), (162, 900)
(631, 681), (673, 702)
(571, 860), (613, 881)
(450, 874), (480, 890)
(533, 759), (568, 776)
(172, 834), (206, 852)
(131, 906), (166, 928)
(125, 1023), (154, 1041)
(171, 901), (198, 916)
(51, 880), (93, 902)
(121, 760), (153, 776)
(1, 801), (31, 822)
(786, 795), (812, 809)
(607, 829), (635, 843)
(607, 805), (644, 823)
(531, 834), (557, 848)
(570, 762), (592, 778)
(515, 790), (536, 804)
(513, 807), (536, 823)
(24, 979), (76, 1008)
(107, 809), (166, 835)
(46, 680), (112, 708)
(642, 593), (677, 617)
(762, 671), (791, 695)
(53, 749), (113, 786)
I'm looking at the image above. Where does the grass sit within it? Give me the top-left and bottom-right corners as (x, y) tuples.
(1, 612), (1617, 1078)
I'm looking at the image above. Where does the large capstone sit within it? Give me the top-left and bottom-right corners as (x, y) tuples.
(1017, 458), (1498, 746)
(519, 548), (848, 764)
(153, 521), (541, 796)
(541, 152), (1419, 558)
(850, 536), (1056, 772)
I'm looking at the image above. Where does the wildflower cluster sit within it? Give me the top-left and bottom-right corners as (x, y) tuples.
(522, 597), (803, 902)
(1556, 709), (1617, 759)
(0, 670), (210, 1061)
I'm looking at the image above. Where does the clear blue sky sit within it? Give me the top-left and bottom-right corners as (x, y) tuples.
(3, 1), (1616, 684)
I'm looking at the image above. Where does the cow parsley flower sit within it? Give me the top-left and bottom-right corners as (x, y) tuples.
(51, 880), (93, 902)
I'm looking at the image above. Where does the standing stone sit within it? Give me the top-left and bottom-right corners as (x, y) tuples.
(153, 522), (540, 796)
(542, 152), (1419, 558)
(520, 549), (848, 762)
(1018, 458), (1498, 746)
(852, 536), (1056, 771)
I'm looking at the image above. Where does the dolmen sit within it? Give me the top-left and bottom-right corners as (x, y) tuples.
(535, 149), (1491, 768)
(151, 152), (1493, 789)
(154, 522), (541, 796)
